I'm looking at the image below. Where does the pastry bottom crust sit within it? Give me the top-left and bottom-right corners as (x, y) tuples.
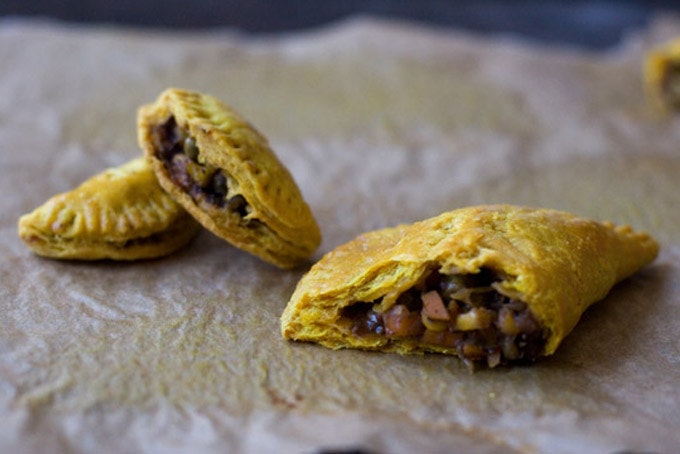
(20, 213), (200, 261)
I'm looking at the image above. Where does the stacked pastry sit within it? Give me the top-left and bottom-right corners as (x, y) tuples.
(18, 88), (321, 269)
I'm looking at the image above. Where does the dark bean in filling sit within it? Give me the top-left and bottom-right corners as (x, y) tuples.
(152, 116), (250, 214)
(340, 268), (547, 369)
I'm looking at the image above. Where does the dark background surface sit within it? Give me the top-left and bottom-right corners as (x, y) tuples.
(2, 1), (680, 49)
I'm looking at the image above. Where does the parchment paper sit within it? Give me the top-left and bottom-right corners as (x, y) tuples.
(1, 16), (679, 453)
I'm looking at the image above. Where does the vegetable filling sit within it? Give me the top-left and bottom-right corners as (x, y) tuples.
(661, 62), (680, 109)
(152, 116), (250, 216)
(340, 268), (547, 368)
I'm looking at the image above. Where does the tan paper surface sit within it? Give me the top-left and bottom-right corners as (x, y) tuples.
(1, 17), (679, 453)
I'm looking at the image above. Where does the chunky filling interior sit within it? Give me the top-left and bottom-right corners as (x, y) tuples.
(340, 268), (546, 369)
(662, 62), (680, 108)
(153, 116), (250, 216)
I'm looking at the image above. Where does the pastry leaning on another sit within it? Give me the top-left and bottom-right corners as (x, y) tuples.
(281, 205), (659, 369)
(18, 157), (201, 260)
(137, 88), (321, 269)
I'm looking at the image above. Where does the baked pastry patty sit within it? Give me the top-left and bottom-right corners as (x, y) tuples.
(18, 157), (200, 260)
(281, 205), (659, 368)
(137, 88), (321, 269)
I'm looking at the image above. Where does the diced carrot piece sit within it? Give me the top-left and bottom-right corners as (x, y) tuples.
(421, 290), (450, 321)
(383, 305), (424, 337)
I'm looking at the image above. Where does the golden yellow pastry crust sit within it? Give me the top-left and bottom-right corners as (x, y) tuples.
(137, 88), (321, 269)
(281, 205), (659, 359)
(644, 38), (680, 113)
(18, 157), (201, 260)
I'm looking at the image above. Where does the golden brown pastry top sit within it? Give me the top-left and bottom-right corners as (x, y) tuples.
(137, 88), (321, 269)
(282, 205), (659, 355)
(18, 157), (200, 260)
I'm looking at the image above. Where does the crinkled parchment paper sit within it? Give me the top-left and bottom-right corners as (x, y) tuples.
(1, 16), (679, 454)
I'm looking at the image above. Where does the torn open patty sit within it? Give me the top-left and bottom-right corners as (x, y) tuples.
(152, 116), (250, 217)
(340, 268), (547, 369)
